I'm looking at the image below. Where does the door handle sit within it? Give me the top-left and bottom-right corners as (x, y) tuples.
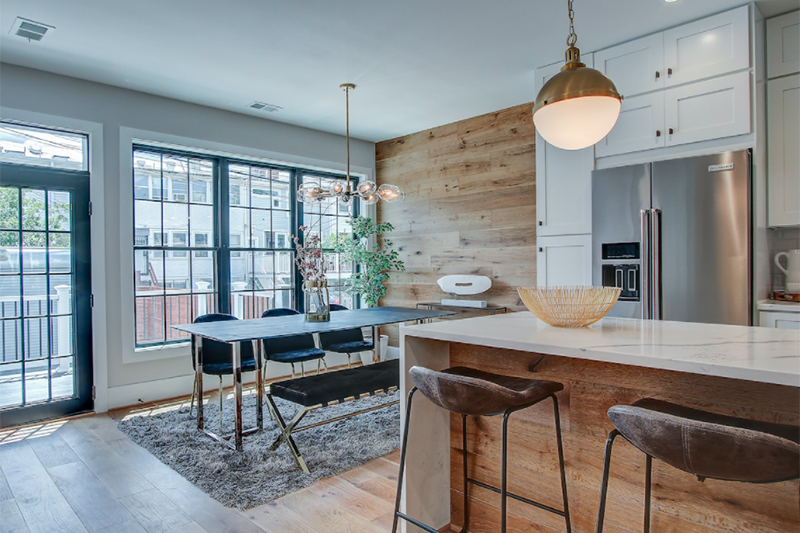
(650, 208), (662, 320)
(640, 209), (651, 319)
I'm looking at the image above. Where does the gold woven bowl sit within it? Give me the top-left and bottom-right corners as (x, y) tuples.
(517, 286), (622, 328)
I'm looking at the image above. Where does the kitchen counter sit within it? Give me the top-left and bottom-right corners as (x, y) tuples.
(398, 314), (800, 532)
(758, 298), (800, 313)
(403, 312), (800, 387)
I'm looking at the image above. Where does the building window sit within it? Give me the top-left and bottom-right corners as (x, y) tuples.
(132, 145), (359, 349)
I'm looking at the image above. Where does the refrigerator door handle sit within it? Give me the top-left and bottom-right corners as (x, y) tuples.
(640, 209), (651, 319)
(650, 208), (662, 320)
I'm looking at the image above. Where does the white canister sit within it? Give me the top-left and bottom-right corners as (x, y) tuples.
(775, 249), (800, 294)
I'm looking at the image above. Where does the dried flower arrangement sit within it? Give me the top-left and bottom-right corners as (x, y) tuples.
(293, 226), (328, 282)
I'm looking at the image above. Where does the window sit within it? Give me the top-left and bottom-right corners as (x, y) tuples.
(0, 122), (88, 171)
(133, 149), (217, 347)
(132, 146), (359, 349)
(301, 175), (357, 309)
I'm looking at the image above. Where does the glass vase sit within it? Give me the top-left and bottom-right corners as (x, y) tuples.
(303, 279), (330, 322)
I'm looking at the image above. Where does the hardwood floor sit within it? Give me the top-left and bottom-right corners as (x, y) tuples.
(0, 388), (405, 533)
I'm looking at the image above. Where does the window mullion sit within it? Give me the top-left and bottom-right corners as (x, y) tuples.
(217, 157), (231, 314)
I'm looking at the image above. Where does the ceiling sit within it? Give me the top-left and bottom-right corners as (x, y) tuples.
(0, 0), (796, 142)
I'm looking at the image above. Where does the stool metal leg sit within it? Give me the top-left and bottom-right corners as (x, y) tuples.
(501, 409), (511, 533)
(552, 394), (572, 533)
(460, 414), (470, 533)
(392, 387), (417, 533)
(644, 454), (652, 533)
(596, 429), (620, 533)
(189, 373), (197, 416)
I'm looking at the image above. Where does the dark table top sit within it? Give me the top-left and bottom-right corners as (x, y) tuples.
(172, 306), (456, 343)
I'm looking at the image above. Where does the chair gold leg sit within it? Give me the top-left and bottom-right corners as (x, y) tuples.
(322, 358), (329, 373)
(291, 363), (296, 379)
(189, 373), (197, 416)
(218, 377), (224, 434)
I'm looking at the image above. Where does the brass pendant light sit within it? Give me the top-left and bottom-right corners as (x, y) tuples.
(533, 0), (622, 150)
(297, 84), (404, 206)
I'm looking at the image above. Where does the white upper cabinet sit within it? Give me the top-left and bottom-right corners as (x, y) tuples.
(664, 71), (752, 147)
(595, 33), (665, 98)
(767, 11), (800, 78)
(535, 59), (595, 236)
(663, 6), (750, 87)
(767, 74), (800, 227)
(595, 92), (664, 157)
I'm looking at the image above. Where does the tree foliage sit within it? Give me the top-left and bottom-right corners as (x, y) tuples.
(334, 216), (405, 308)
(0, 188), (69, 247)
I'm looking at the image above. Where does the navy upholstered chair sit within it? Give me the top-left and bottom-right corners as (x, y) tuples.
(189, 313), (256, 432)
(318, 305), (374, 368)
(261, 308), (327, 377)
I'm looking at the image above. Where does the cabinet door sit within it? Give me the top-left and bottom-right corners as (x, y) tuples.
(768, 74), (800, 227)
(664, 71), (751, 147)
(767, 11), (800, 78)
(596, 92), (665, 157)
(537, 235), (592, 287)
(595, 33), (664, 98)
(759, 311), (800, 329)
(535, 58), (594, 236)
(664, 5), (750, 87)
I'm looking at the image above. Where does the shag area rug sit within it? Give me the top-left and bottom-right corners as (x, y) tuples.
(117, 390), (400, 510)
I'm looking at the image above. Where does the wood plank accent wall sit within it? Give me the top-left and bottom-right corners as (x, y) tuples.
(375, 103), (537, 344)
(448, 343), (800, 533)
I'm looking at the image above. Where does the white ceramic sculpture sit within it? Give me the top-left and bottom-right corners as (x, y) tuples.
(437, 275), (492, 295)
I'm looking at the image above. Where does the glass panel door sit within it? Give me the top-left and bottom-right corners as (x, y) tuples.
(0, 163), (92, 427)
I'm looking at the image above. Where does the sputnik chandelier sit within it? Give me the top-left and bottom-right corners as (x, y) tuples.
(297, 83), (404, 206)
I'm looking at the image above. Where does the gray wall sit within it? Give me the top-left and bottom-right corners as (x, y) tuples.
(0, 63), (375, 404)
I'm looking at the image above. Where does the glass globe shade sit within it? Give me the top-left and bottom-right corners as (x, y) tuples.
(357, 180), (377, 195)
(329, 180), (346, 197)
(377, 184), (404, 203)
(362, 193), (379, 205)
(533, 95), (621, 150)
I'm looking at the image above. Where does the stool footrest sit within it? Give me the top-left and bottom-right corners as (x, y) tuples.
(394, 512), (442, 533)
(468, 478), (566, 517)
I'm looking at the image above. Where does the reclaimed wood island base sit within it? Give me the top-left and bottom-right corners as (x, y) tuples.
(399, 313), (800, 533)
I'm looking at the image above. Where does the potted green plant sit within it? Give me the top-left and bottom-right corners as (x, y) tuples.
(334, 216), (405, 362)
(335, 216), (405, 308)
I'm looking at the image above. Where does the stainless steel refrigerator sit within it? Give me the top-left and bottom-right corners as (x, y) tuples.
(591, 150), (751, 325)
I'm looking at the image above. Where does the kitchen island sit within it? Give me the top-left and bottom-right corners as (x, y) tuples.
(399, 313), (800, 533)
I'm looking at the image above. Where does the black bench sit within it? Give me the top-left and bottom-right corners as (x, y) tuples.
(266, 359), (400, 473)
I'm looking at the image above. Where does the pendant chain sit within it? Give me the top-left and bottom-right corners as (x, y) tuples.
(566, 0), (577, 47)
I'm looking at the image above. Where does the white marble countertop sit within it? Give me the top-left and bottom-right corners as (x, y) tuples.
(758, 299), (800, 313)
(401, 313), (800, 387)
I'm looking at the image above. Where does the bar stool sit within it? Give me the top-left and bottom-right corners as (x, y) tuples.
(596, 399), (800, 532)
(391, 366), (572, 533)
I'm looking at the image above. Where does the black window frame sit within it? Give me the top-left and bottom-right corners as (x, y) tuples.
(131, 144), (359, 349)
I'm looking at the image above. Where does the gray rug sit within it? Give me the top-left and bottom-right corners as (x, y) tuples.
(116, 390), (400, 510)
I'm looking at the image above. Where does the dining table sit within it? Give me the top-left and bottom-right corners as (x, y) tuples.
(172, 306), (456, 451)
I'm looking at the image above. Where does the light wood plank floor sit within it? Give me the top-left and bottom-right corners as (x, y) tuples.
(0, 387), (406, 533)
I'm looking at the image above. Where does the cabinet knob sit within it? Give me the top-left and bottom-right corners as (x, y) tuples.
(655, 71), (660, 79)
(667, 67), (673, 76)
(668, 128), (674, 135)
(656, 130), (661, 137)
(538, 221), (543, 226)
(539, 247), (543, 253)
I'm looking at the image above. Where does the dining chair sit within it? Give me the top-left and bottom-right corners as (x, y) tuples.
(261, 308), (327, 377)
(318, 305), (374, 368)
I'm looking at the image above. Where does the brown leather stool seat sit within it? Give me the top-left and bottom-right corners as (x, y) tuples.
(596, 398), (800, 532)
(392, 366), (572, 533)
(409, 366), (564, 416)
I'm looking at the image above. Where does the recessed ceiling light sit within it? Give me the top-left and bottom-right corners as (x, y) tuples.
(248, 101), (282, 113)
(9, 17), (54, 42)
(664, 0), (679, 3)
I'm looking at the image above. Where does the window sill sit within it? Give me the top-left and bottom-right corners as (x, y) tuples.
(129, 341), (190, 363)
